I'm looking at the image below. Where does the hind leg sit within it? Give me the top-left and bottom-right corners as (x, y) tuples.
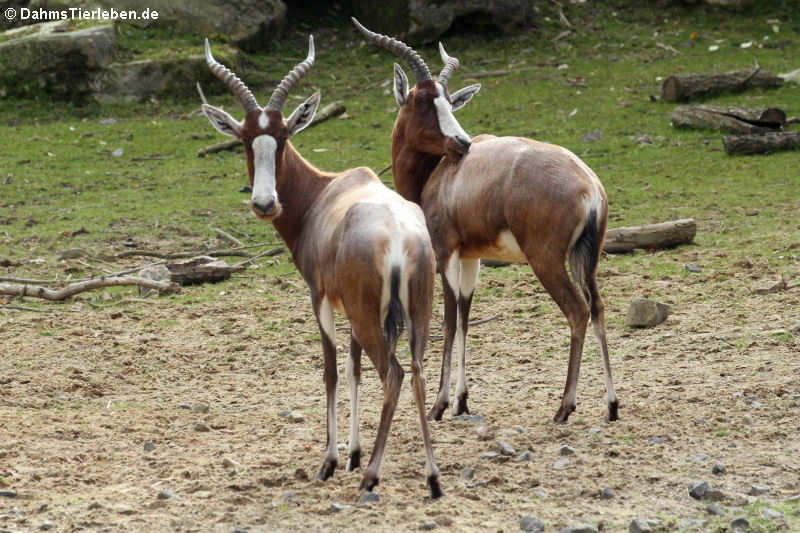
(429, 252), (460, 420)
(453, 258), (480, 416)
(346, 333), (363, 470)
(586, 276), (619, 421)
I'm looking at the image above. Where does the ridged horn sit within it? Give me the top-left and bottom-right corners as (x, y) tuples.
(266, 35), (316, 111)
(438, 42), (460, 86)
(351, 17), (431, 83)
(204, 38), (259, 113)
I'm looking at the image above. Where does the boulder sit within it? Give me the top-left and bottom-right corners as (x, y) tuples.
(626, 298), (671, 328)
(352, 0), (532, 44)
(0, 21), (115, 100)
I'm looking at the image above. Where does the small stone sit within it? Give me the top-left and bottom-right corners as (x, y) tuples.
(706, 503), (725, 516)
(534, 490), (548, 499)
(39, 522), (54, 531)
(689, 481), (709, 500)
(476, 426), (492, 440)
(0, 490), (18, 498)
(294, 467), (309, 481)
(629, 518), (653, 533)
(193, 421), (211, 432)
(496, 441), (515, 456)
(760, 508), (783, 520)
(231, 528), (248, 533)
(626, 299), (671, 328)
(553, 457), (569, 470)
(454, 414), (485, 424)
(112, 148), (124, 157)
(749, 484), (769, 496)
(480, 451), (499, 460)
(600, 487), (614, 499)
(420, 521), (437, 531)
(330, 503), (351, 513)
(685, 263), (702, 273)
(359, 491), (380, 504)
(157, 489), (178, 500)
(178, 404), (192, 410)
(750, 401), (762, 409)
(192, 403), (210, 414)
(520, 515), (545, 532)
(288, 412), (305, 423)
(728, 442), (737, 448)
(143, 441), (157, 452)
(461, 467), (475, 480)
(559, 524), (599, 533)
(712, 463), (726, 475)
(278, 410), (291, 417)
(515, 451), (532, 462)
(222, 458), (239, 469)
(560, 445), (576, 456)
(648, 437), (666, 445)
(588, 427), (602, 435)
(730, 517), (749, 529)
(282, 492), (298, 504)
(693, 453), (708, 462)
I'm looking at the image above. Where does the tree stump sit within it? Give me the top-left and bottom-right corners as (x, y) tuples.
(604, 219), (696, 253)
(671, 105), (787, 134)
(722, 131), (800, 155)
(661, 70), (783, 102)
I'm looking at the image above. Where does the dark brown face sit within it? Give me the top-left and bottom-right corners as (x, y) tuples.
(398, 80), (471, 160)
(241, 109), (289, 220)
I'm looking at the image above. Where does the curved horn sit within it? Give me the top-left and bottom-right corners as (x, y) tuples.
(438, 42), (460, 86)
(204, 38), (259, 113)
(266, 35), (316, 111)
(351, 17), (431, 83)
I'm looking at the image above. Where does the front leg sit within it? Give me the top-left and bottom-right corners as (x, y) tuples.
(315, 297), (338, 480)
(429, 252), (460, 421)
(453, 258), (480, 416)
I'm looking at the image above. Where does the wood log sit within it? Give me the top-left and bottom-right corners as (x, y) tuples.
(722, 131), (800, 155)
(166, 256), (235, 285)
(603, 219), (696, 253)
(661, 69), (783, 102)
(671, 105), (786, 134)
(0, 277), (178, 301)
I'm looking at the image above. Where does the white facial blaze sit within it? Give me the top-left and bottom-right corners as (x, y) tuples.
(251, 135), (278, 208)
(258, 111), (269, 130)
(433, 82), (470, 142)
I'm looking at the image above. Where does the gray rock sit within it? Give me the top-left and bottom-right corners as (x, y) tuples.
(689, 481), (709, 500)
(553, 457), (569, 470)
(712, 463), (726, 475)
(39, 522), (55, 531)
(514, 450), (532, 462)
(157, 489), (178, 500)
(0, 22), (115, 100)
(730, 517), (749, 529)
(600, 486), (614, 499)
(693, 453), (709, 462)
(282, 491), (298, 504)
(629, 518), (654, 533)
(496, 441), (515, 456)
(648, 436), (666, 445)
(178, 403), (192, 410)
(559, 525), (599, 533)
(330, 503), (351, 513)
(760, 508), (783, 520)
(461, 467), (474, 480)
(749, 484), (769, 496)
(626, 299), (671, 328)
(533, 490), (548, 499)
(560, 445), (576, 456)
(685, 263), (703, 273)
(0, 490), (18, 498)
(143, 441), (157, 452)
(193, 421), (211, 432)
(359, 491), (380, 504)
(479, 451), (499, 460)
(520, 515), (545, 532)
(706, 503), (725, 515)
(287, 412), (305, 423)
(420, 521), (437, 531)
(278, 410), (291, 417)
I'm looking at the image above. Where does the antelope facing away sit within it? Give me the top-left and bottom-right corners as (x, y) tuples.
(353, 19), (619, 424)
(199, 36), (442, 498)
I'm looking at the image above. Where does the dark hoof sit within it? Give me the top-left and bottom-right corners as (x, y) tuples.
(427, 402), (447, 421)
(608, 399), (619, 422)
(428, 475), (444, 499)
(346, 449), (361, 471)
(553, 404), (575, 423)
(360, 475), (379, 493)
(317, 458), (337, 481)
(453, 394), (470, 416)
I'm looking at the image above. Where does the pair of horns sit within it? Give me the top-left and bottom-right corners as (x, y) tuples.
(351, 17), (460, 86)
(204, 35), (316, 113)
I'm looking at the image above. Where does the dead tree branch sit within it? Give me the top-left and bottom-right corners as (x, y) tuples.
(0, 277), (179, 301)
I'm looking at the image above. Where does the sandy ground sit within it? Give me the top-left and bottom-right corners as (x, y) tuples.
(1, 242), (799, 533)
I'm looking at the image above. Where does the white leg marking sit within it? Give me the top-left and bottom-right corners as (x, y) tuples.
(346, 353), (360, 456)
(454, 258), (479, 412)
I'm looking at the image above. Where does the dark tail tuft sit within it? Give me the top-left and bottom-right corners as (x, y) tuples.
(569, 208), (600, 303)
(384, 266), (404, 348)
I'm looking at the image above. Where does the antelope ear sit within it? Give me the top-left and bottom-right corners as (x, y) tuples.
(202, 104), (242, 138)
(287, 91), (321, 137)
(393, 63), (409, 107)
(450, 83), (481, 112)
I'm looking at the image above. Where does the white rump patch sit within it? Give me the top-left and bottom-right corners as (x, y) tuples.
(434, 82), (471, 142)
(251, 135), (278, 208)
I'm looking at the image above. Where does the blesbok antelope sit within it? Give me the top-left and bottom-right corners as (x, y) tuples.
(353, 19), (619, 424)
(199, 35), (442, 498)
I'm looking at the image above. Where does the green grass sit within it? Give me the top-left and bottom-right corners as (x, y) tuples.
(1, 2), (798, 307)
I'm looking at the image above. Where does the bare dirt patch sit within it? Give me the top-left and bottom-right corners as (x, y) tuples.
(1, 248), (799, 532)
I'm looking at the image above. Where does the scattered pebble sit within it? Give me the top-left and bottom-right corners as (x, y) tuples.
(278, 410), (291, 417)
(533, 490), (548, 499)
(685, 263), (702, 273)
(626, 299), (671, 328)
(143, 441), (156, 452)
(689, 481), (709, 500)
(761, 508), (783, 520)
(294, 468), (309, 481)
(560, 445), (576, 456)
(730, 517), (749, 529)
(496, 441), (515, 456)
(178, 404), (192, 410)
(157, 489), (178, 500)
(420, 520), (437, 531)
(39, 522), (54, 531)
(600, 487), (614, 500)
(0, 490), (18, 498)
(193, 421), (211, 432)
(359, 491), (380, 504)
(693, 453), (708, 462)
(648, 437), (666, 445)
(515, 451), (532, 462)
(706, 503), (725, 516)
(712, 463), (726, 475)
(629, 518), (655, 533)
(330, 503), (351, 513)
(454, 414), (485, 424)
(476, 426), (492, 440)
(480, 451), (499, 460)
(520, 515), (545, 532)
(559, 524), (598, 533)
(553, 457), (569, 470)
(192, 403), (210, 414)
(588, 427), (602, 435)
(288, 412), (305, 423)
(282, 492), (299, 504)
(749, 484), (769, 496)
(461, 467), (475, 480)
(111, 148), (124, 157)
(728, 442), (737, 448)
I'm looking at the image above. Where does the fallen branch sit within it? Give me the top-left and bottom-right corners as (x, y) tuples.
(671, 105), (787, 134)
(722, 131), (800, 155)
(115, 248), (251, 260)
(213, 227), (244, 247)
(197, 101), (346, 157)
(661, 68), (783, 102)
(604, 218), (696, 253)
(231, 247), (284, 269)
(0, 276), (179, 301)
